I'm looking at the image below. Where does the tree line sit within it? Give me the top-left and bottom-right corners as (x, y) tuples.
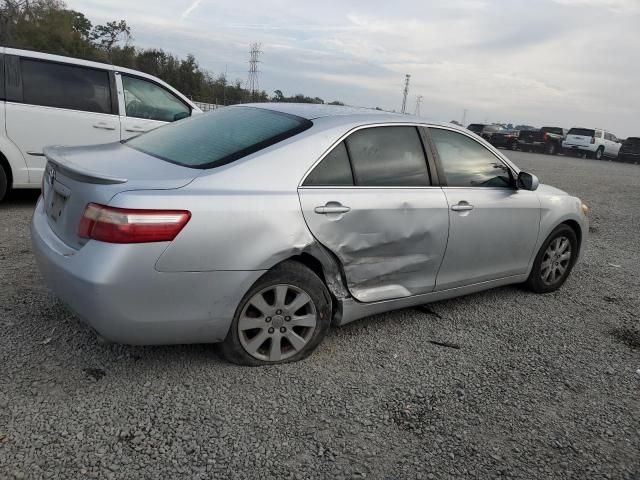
(0, 0), (345, 106)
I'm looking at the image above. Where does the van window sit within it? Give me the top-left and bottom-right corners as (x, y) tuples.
(122, 75), (190, 122)
(20, 58), (112, 114)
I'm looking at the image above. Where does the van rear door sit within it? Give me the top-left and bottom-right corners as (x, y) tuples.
(4, 54), (121, 185)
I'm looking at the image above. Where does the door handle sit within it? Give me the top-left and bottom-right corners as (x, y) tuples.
(314, 204), (351, 215)
(125, 126), (147, 133)
(451, 202), (474, 212)
(93, 123), (116, 131)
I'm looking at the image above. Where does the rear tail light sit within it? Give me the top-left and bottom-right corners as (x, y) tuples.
(543, 133), (549, 141)
(591, 137), (596, 144)
(78, 203), (191, 244)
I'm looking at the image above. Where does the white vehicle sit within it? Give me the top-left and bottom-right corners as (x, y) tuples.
(562, 127), (621, 160)
(0, 47), (202, 201)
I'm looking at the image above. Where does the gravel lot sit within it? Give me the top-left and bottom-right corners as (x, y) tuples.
(1, 151), (639, 479)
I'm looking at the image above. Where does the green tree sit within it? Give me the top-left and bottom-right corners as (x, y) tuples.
(91, 20), (131, 61)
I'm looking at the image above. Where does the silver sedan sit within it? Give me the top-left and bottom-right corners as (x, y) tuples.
(31, 104), (589, 365)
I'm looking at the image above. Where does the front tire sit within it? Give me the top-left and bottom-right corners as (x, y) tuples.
(220, 261), (332, 366)
(0, 164), (8, 203)
(525, 225), (578, 293)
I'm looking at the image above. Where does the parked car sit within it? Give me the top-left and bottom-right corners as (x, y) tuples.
(0, 47), (202, 202)
(618, 137), (640, 164)
(31, 104), (589, 365)
(518, 126), (567, 155)
(467, 123), (505, 141)
(562, 128), (621, 160)
(489, 129), (520, 150)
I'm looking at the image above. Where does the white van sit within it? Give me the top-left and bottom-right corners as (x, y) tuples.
(562, 127), (621, 160)
(0, 47), (202, 201)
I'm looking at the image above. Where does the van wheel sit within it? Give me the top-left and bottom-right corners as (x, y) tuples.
(595, 147), (604, 160)
(0, 165), (9, 202)
(220, 261), (332, 366)
(525, 225), (578, 293)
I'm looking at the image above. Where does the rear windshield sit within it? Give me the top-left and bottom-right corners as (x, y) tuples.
(541, 127), (563, 135)
(126, 106), (312, 169)
(568, 128), (595, 137)
(484, 125), (504, 133)
(467, 124), (485, 133)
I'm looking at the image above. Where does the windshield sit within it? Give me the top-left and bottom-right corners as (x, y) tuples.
(568, 128), (595, 137)
(126, 106), (312, 169)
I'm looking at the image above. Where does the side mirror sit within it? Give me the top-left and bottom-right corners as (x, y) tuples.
(517, 171), (539, 191)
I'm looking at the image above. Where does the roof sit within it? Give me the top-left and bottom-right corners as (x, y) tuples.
(240, 102), (405, 120)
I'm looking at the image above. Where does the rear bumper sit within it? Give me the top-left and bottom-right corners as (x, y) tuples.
(619, 152), (640, 163)
(562, 143), (595, 153)
(518, 140), (544, 148)
(31, 197), (264, 345)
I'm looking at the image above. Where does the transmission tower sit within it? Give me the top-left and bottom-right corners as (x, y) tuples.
(414, 95), (423, 116)
(401, 74), (411, 114)
(246, 43), (262, 102)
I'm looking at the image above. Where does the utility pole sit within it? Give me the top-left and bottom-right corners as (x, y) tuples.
(401, 74), (411, 114)
(462, 109), (467, 127)
(414, 95), (423, 116)
(246, 43), (262, 102)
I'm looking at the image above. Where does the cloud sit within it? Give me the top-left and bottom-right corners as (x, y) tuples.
(180, 0), (201, 21)
(67, 0), (640, 136)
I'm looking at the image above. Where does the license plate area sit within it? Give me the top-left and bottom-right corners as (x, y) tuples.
(47, 191), (66, 223)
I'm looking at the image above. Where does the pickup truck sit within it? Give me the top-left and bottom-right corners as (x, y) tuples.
(518, 127), (567, 155)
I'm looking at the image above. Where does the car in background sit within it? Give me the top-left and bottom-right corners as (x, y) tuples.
(488, 129), (519, 151)
(0, 47), (202, 202)
(31, 104), (589, 365)
(518, 127), (567, 155)
(618, 137), (640, 164)
(562, 128), (621, 160)
(467, 124), (505, 141)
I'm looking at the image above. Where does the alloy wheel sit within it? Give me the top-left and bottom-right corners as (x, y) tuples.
(238, 284), (317, 362)
(540, 236), (572, 286)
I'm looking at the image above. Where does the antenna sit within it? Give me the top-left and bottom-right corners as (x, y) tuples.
(246, 42), (262, 102)
(414, 95), (423, 116)
(401, 74), (411, 114)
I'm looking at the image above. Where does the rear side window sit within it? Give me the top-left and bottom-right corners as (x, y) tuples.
(20, 58), (112, 114)
(126, 106), (312, 169)
(304, 142), (353, 186)
(345, 126), (429, 186)
(430, 128), (512, 188)
(568, 128), (595, 137)
(122, 75), (190, 122)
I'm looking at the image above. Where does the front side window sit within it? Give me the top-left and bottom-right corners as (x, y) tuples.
(20, 58), (112, 114)
(429, 128), (513, 188)
(122, 75), (190, 122)
(345, 126), (429, 186)
(126, 106), (312, 169)
(303, 142), (353, 186)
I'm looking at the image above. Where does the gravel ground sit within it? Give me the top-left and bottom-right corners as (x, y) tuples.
(1, 152), (639, 480)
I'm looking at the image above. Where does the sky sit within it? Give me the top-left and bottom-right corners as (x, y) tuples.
(67, 0), (640, 137)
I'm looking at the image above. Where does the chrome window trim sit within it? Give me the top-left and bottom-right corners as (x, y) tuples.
(298, 122), (436, 189)
(425, 125), (520, 186)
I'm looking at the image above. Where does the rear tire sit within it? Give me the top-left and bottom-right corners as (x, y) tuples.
(595, 147), (604, 160)
(525, 224), (578, 293)
(220, 261), (332, 366)
(0, 165), (8, 203)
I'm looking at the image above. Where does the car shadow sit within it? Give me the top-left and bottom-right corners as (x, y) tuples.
(1, 189), (41, 208)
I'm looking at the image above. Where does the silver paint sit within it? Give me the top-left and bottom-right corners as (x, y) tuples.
(31, 103), (588, 345)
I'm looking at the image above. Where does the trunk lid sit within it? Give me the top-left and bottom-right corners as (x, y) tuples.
(42, 142), (199, 249)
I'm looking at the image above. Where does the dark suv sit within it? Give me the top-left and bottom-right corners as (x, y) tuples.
(618, 137), (640, 164)
(467, 124), (505, 141)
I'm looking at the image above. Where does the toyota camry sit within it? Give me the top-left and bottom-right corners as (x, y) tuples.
(31, 104), (589, 365)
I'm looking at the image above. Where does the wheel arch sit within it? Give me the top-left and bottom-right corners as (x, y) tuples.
(561, 219), (583, 255)
(0, 150), (13, 187)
